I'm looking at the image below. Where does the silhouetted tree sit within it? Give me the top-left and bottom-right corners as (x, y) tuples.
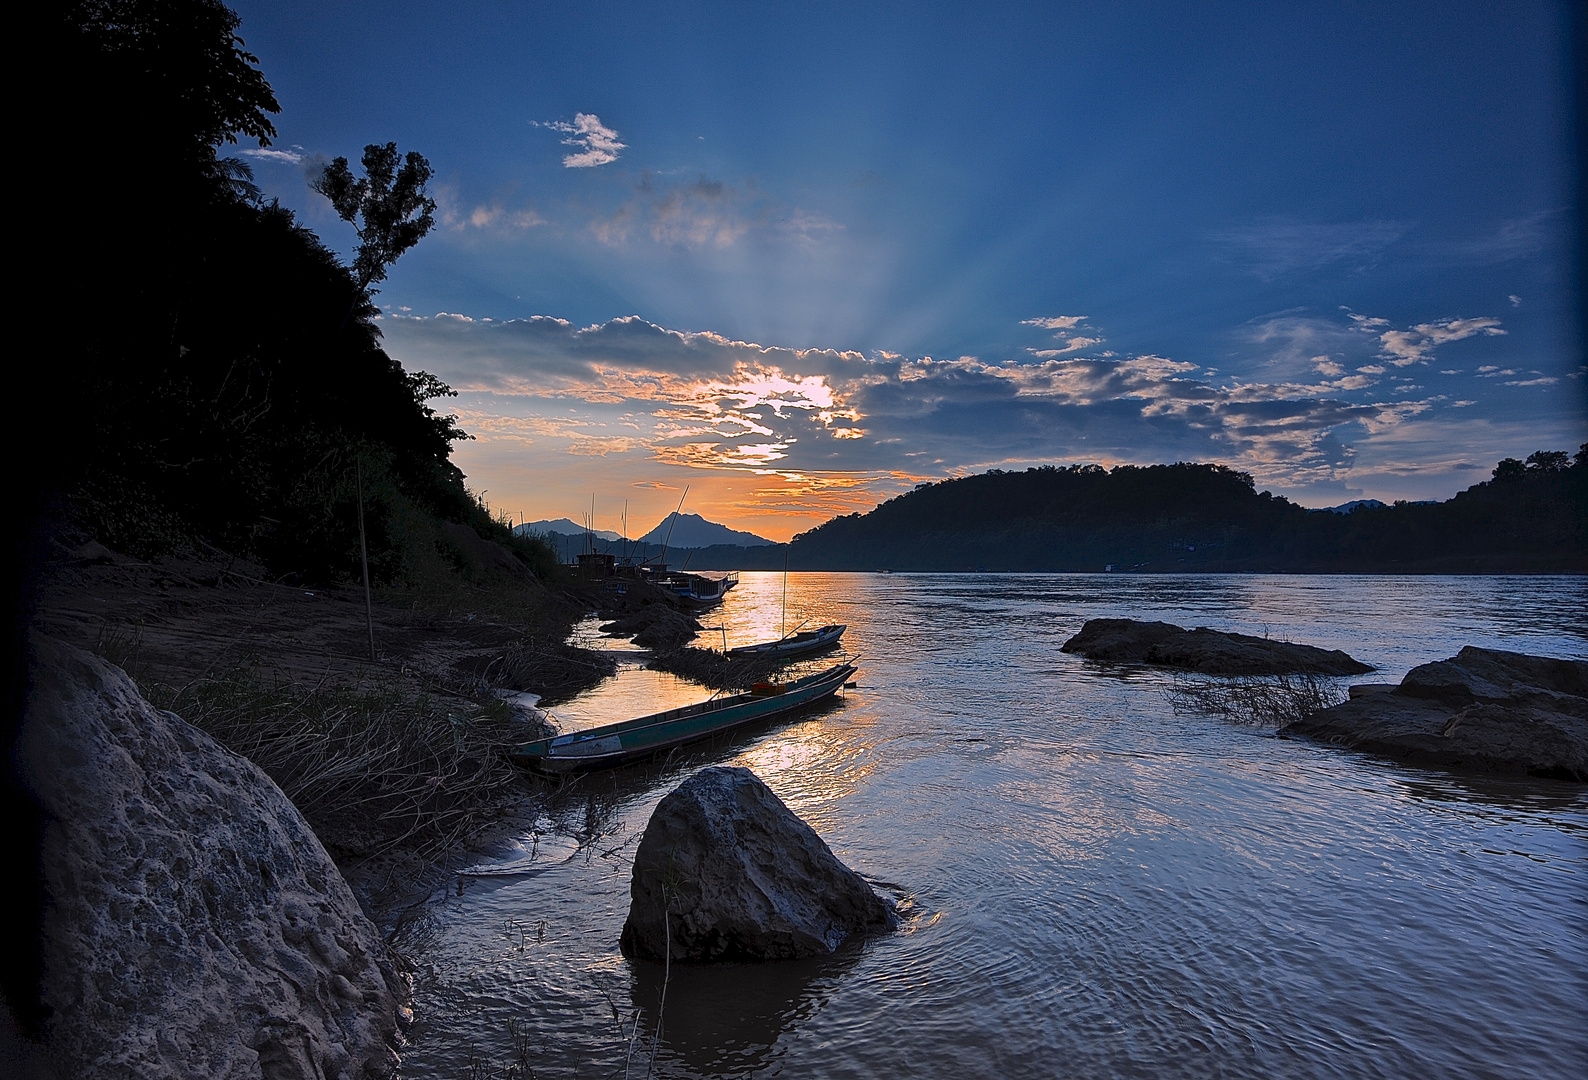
(1492, 458), (1526, 482)
(1526, 450), (1570, 473)
(312, 143), (437, 295)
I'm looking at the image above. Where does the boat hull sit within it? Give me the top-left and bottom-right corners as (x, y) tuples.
(726, 624), (847, 661)
(511, 662), (856, 774)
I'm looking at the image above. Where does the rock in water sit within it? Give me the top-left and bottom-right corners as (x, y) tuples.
(620, 767), (894, 962)
(16, 639), (404, 1079)
(1061, 617), (1373, 675)
(1281, 646), (1588, 781)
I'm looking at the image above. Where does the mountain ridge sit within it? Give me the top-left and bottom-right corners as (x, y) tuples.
(514, 518), (622, 542)
(637, 512), (773, 548)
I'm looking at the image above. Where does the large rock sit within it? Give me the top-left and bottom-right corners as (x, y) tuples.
(16, 639), (405, 1079)
(1281, 646), (1588, 781)
(619, 767), (894, 962)
(1061, 617), (1373, 675)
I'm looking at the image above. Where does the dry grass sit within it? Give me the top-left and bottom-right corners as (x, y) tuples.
(141, 665), (534, 864)
(1166, 671), (1347, 728)
(649, 645), (780, 690)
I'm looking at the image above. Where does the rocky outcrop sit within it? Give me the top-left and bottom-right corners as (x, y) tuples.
(16, 639), (405, 1079)
(1281, 646), (1588, 781)
(619, 767), (894, 962)
(599, 604), (701, 652)
(1061, 618), (1373, 675)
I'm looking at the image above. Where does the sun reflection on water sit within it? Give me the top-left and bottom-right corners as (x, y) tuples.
(403, 573), (1587, 1080)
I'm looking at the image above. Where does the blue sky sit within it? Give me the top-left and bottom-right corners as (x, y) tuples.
(232, 0), (1582, 539)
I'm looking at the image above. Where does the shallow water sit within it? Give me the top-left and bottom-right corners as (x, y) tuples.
(401, 574), (1588, 1079)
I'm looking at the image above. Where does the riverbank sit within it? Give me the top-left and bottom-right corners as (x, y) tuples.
(32, 537), (621, 911)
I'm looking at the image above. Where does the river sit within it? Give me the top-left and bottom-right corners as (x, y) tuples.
(398, 573), (1587, 1079)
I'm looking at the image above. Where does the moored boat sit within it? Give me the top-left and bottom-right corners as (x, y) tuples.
(726, 623), (846, 661)
(657, 569), (739, 607)
(511, 662), (857, 774)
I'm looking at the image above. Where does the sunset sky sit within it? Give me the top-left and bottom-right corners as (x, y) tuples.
(231, 0), (1581, 540)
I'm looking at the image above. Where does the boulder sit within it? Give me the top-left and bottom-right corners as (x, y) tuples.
(1281, 646), (1588, 781)
(16, 639), (405, 1079)
(1061, 618), (1373, 675)
(619, 767), (894, 962)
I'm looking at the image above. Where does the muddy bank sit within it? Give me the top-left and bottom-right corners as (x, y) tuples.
(582, 576), (818, 690)
(32, 539), (618, 901)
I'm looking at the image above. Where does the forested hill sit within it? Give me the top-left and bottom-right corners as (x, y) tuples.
(26, 0), (555, 583)
(773, 455), (1588, 572)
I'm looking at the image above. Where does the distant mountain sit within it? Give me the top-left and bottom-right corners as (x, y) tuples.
(514, 518), (622, 541)
(1322, 499), (1387, 514)
(638, 512), (774, 548)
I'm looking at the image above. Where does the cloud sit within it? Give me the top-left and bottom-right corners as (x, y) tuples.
(589, 174), (834, 250)
(776, 210), (843, 240)
(535, 113), (625, 168)
(383, 304), (1572, 524)
(381, 312), (1440, 501)
(1213, 217), (1410, 279)
(1243, 313), (1366, 378)
(241, 146), (305, 165)
(1509, 295), (1522, 307)
(434, 184), (546, 231)
(1029, 337), (1103, 357)
(1022, 315), (1102, 356)
(1352, 313), (1505, 366)
(1446, 212), (1552, 264)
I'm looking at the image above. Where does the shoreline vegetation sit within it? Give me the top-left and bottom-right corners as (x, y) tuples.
(34, 535), (618, 907)
(32, 532), (795, 913)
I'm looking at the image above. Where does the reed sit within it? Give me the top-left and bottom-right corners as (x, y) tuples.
(143, 666), (531, 863)
(647, 645), (779, 690)
(1166, 671), (1346, 728)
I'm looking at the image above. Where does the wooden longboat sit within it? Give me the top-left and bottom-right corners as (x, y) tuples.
(726, 624), (846, 661)
(510, 662), (857, 774)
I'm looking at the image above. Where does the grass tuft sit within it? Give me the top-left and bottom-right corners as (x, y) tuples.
(1166, 671), (1346, 728)
(143, 665), (533, 863)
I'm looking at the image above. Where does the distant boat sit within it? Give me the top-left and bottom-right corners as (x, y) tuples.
(511, 662), (857, 773)
(726, 624), (846, 661)
(658, 569), (739, 607)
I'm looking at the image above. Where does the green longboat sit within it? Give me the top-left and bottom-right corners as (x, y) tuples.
(511, 662), (858, 774)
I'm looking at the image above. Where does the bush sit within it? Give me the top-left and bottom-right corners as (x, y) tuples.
(143, 664), (533, 862)
(1166, 672), (1346, 728)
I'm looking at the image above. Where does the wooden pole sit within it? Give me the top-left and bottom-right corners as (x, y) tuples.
(781, 545), (790, 640)
(355, 453), (376, 661)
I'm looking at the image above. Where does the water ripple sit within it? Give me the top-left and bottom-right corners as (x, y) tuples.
(401, 574), (1588, 1079)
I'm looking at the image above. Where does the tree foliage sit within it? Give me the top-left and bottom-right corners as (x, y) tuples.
(56, 0), (279, 172)
(37, 0), (546, 582)
(312, 143), (438, 293)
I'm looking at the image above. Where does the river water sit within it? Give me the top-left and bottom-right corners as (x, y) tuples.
(399, 573), (1587, 1079)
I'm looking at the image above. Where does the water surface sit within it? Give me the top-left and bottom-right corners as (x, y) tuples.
(401, 574), (1587, 1079)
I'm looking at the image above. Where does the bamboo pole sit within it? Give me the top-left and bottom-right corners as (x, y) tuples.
(356, 454), (376, 661)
